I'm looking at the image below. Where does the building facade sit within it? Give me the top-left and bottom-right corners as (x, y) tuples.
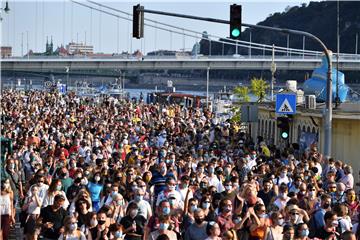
(66, 42), (94, 55)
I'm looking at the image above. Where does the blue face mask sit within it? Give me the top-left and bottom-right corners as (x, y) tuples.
(300, 229), (309, 237)
(135, 195), (143, 202)
(162, 207), (171, 215)
(190, 205), (197, 212)
(115, 231), (123, 238)
(202, 202), (211, 209)
(159, 223), (169, 230)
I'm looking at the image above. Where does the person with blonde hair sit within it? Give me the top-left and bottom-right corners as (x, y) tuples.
(58, 215), (86, 240)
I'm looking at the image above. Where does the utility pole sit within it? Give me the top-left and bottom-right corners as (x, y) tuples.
(356, 33), (358, 55)
(271, 44), (276, 101)
(206, 67), (210, 108)
(26, 31), (29, 59)
(335, 0), (340, 108)
(21, 32), (24, 57)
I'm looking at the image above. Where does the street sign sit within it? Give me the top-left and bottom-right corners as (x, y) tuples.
(276, 93), (296, 115)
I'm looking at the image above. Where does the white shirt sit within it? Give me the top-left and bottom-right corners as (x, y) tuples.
(58, 231), (86, 240)
(0, 193), (11, 215)
(129, 199), (152, 220)
(156, 189), (183, 207)
(273, 197), (290, 211)
(28, 184), (49, 204)
(42, 191), (69, 209)
(207, 175), (224, 193)
(339, 174), (354, 190)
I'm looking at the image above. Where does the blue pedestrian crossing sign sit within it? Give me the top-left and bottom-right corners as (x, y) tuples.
(276, 93), (296, 115)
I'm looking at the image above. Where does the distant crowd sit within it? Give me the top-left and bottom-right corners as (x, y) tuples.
(0, 89), (359, 240)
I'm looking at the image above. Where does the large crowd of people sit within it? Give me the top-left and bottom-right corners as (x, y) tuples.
(0, 89), (359, 240)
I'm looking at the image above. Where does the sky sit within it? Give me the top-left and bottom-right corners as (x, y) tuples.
(0, 0), (312, 56)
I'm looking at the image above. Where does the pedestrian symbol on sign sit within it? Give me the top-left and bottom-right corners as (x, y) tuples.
(278, 98), (293, 113)
(276, 93), (296, 115)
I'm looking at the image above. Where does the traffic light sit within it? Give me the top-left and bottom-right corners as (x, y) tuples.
(133, 4), (144, 39)
(230, 4), (242, 39)
(277, 117), (290, 140)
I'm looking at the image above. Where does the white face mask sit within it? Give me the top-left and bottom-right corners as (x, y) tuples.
(90, 219), (98, 226)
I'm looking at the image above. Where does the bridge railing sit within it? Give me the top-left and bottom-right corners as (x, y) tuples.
(2, 54), (360, 61)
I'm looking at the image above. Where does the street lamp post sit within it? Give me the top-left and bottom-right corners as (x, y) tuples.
(270, 44), (276, 101)
(206, 67), (210, 108)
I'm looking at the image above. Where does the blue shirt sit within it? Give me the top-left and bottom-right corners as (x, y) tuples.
(314, 208), (326, 228)
(149, 171), (175, 196)
(87, 182), (103, 202)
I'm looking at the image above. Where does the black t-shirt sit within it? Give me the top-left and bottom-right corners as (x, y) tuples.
(40, 205), (67, 239)
(90, 226), (110, 240)
(314, 227), (340, 240)
(120, 215), (147, 240)
(257, 190), (275, 207)
(77, 211), (92, 228)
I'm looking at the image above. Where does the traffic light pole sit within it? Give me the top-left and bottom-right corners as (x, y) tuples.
(139, 7), (333, 158)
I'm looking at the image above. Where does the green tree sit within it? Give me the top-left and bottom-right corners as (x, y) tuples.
(233, 86), (251, 102)
(251, 77), (269, 102)
(230, 86), (250, 123)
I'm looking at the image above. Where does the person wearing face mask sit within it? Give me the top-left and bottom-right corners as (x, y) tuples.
(294, 223), (310, 240)
(22, 185), (42, 240)
(274, 166), (291, 187)
(286, 205), (309, 226)
(309, 193), (332, 238)
(221, 180), (236, 201)
(149, 216), (178, 240)
(109, 223), (126, 240)
(196, 164), (206, 183)
(130, 188), (152, 221)
(80, 212), (97, 239)
(66, 176), (85, 202)
(344, 189), (359, 223)
(273, 184), (290, 211)
(28, 175), (49, 205)
(249, 203), (271, 240)
(58, 216), (86, 240)
(4, 158), (24, 201)
(120, 202), (146, 240)
(149, 162), (175, 202)
(156, 177), (182, 208)
(183, 198), (199, 231)
(265, 212), (284, 240)
(216, 199), (236, 234)
(184, 208), (208, 240)
(258, 179), (276, 208)
(87, 172), (104, 212)
(206, 164), (224, 193)
(90, 210), (110, 240)
(313, 211), (340, 239)
(332, 182), (346, 205)
(108, 193), (126, 225)
(58, 168), (73, 194)
(43, 179), (69, 209)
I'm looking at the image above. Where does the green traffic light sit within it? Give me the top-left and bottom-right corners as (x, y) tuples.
(281, 132), (289, 139)
(231, 28), (240, 38)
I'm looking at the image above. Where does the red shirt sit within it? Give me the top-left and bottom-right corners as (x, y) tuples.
(216, 214), (235, 233)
